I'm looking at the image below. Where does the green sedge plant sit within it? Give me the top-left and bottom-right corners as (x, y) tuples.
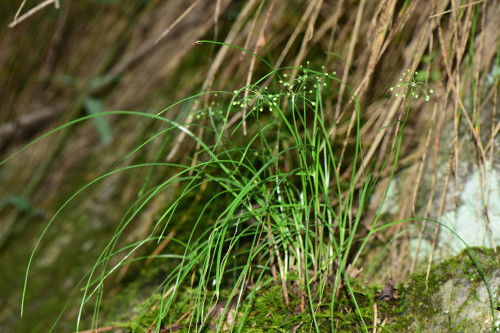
(1, 43), (495, 332)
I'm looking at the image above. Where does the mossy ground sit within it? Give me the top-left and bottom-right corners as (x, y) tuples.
(395, 246), (499, 332)
(99, 273), (406, 332)
(92, 247), (498, 332)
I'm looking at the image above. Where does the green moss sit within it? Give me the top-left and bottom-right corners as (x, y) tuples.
(94, 247), (498, 332)
(391, 246), (499, 331)
(102, 283), (195, 332)
(231, 279), (382, 332)
(97, 267), (166, 332)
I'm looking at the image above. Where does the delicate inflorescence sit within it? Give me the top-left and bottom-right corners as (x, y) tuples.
(230, 65), (336, 114)
(191, 65), (338, 121)
(389, 69), (434, 101)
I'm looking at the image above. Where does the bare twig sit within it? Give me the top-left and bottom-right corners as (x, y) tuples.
(9, 0), (60, 28)
(0, 104), (66, 144)
(155, 0), (202, 43)
(429, 0), (486, 19)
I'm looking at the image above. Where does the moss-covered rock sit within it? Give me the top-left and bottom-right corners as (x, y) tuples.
(95, 247), (499, 332)
(398, 247), (499, 332)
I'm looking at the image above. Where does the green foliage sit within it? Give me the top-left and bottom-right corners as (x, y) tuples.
(84, 98), (113, 145)
(5, 43), (494, 332)
(0, 195), (44, 216)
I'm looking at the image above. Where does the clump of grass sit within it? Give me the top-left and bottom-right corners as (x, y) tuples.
(2, 43), (494, 333)
(81, 61), (390, 332)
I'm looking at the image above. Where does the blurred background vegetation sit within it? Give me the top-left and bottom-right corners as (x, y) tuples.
(0, 0), (498, 331)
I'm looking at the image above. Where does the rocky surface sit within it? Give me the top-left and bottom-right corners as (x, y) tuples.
(401, 247), (499, 332)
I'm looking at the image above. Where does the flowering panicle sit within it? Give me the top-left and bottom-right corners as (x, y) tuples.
(230, 65), (337, 114)
(389, 69), (434, 101)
